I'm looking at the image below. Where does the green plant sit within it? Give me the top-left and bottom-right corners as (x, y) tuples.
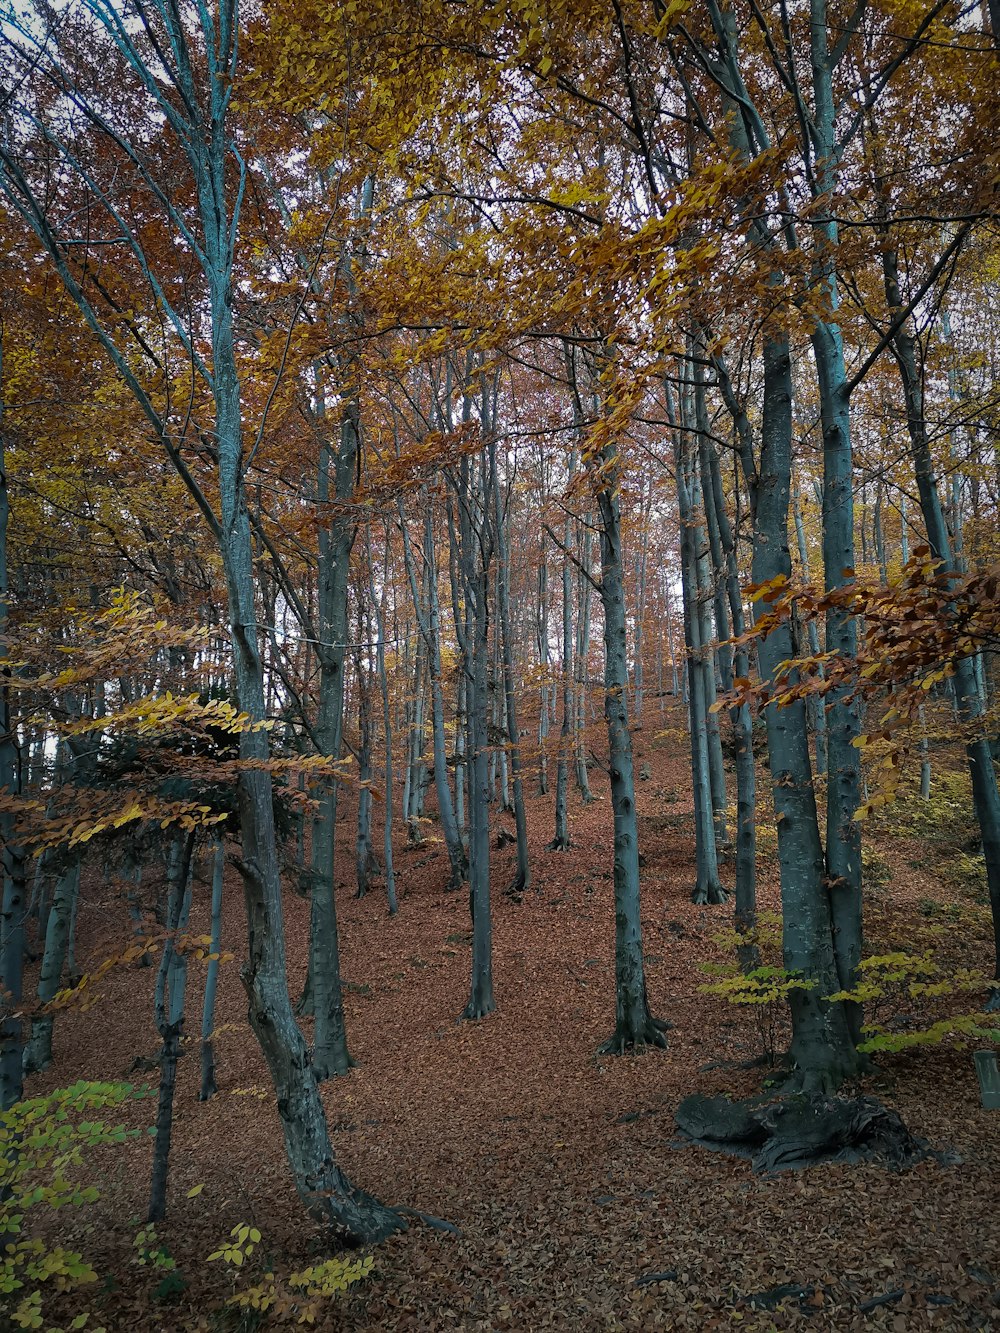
(861, 846), (893, 895)
(208, 1224), (374, 1325)
(943, 851), (988, 901)
(0, 1081), (149, 1331)
(709, 910), (783, 961)
(827, 952), (1000, 1053)
(133, 1225), (187, 1304)
(700, 962), (816, 1065)
(891, 771), (979, 848)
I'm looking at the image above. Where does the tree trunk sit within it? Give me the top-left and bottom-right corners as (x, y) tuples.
(308, 405), (358, 1081)
(489, 433), (531, 895)
(749, 328), (862, 1089)
(881, 241), (1000, 999)
(148, 832), (194, 1223)
(370, 543), (398, 915)
(594, 433), (665, 1053)
(456, 451), (495, 1021)
(23, 856), (80, 1075)
(199, 836), (226, 1101)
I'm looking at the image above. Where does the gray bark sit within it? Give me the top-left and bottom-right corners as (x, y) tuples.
(0, 4), (403, 1239)
(455, 452), (495, 1020)
(148, 832), (194, 1222)
(23, 856), (80, 1076)
(810, 0), (864, 1041)
(489, 432), (531, 895)
(593, 427), (665, 1054)
(369, 544), (398, 915)
(881, 241), (1000, 994)
(199, 836), (225, 1101)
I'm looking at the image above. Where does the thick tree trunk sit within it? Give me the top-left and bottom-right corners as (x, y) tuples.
(309, 411), (358, 1082)
(749, 330), (862, 1089)
(810, 0), (864, 1044)
(209, 213), (399, 1238)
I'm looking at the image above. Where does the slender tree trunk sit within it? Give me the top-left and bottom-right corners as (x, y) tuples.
(401, 502), (466, 888)
(456, 452), (495, 1020)
(792, 476), (828, 774)
(704, 433), (757, 959)
(593, 430), (665, 1054)
(354, 596), (378, 900)
(574, 526), (595, 802)
(370, 546), (398, 915)
(23, 856), (81, 1075)
(551, 500), (574, 852)
(0, 423), (25, 1110)
(881, 242), (1000, 1001)
(537, 530), (550, 794)
(148, 832), (194, 1222)
(489, 434), (530, 895)
(199, 836), (225, 1101)
(677, 438), (726, 906)
(691, 358), (729, 849)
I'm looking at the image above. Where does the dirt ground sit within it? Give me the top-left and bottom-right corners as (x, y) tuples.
(22, 713), (1000, 1331)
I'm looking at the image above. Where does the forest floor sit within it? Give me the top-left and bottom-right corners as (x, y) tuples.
(23, 707), (1000, 1332)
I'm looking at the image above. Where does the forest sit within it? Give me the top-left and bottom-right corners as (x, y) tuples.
(0, 0), (999, 1328)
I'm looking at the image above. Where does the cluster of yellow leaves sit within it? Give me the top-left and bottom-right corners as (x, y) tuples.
(1, 1083), (148, 1333)
(208, 1224), (374, 1325)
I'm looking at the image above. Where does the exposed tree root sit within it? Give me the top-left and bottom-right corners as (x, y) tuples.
(317, 1187), (408, 1246)
(691, 880), (729, 905)
(394, 1206), (463, 1236)
(505, 869), (527, 899)
(313, 1048), (358, 1082)
(598, 1019), (669, 1056)
(675, 1091), (943, 1174)
(460, 996), (496, 1022)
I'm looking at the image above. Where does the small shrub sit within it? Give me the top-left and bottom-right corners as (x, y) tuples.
(892, 771), (979, 849)
(209, 1224), (374, 1326)
(0, 1081), (149, 1331)
(943, 851), (988, 901)
(828, 952), (999, 1053)
(861, 846), (893, 895)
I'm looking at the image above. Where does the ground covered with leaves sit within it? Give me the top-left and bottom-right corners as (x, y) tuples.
(23, 724), (1000, 1331)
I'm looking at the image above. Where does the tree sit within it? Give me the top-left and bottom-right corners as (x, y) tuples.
(0, 1), (401, 1242)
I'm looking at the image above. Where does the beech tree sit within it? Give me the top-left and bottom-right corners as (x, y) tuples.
(0, 0), (402, 1241)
